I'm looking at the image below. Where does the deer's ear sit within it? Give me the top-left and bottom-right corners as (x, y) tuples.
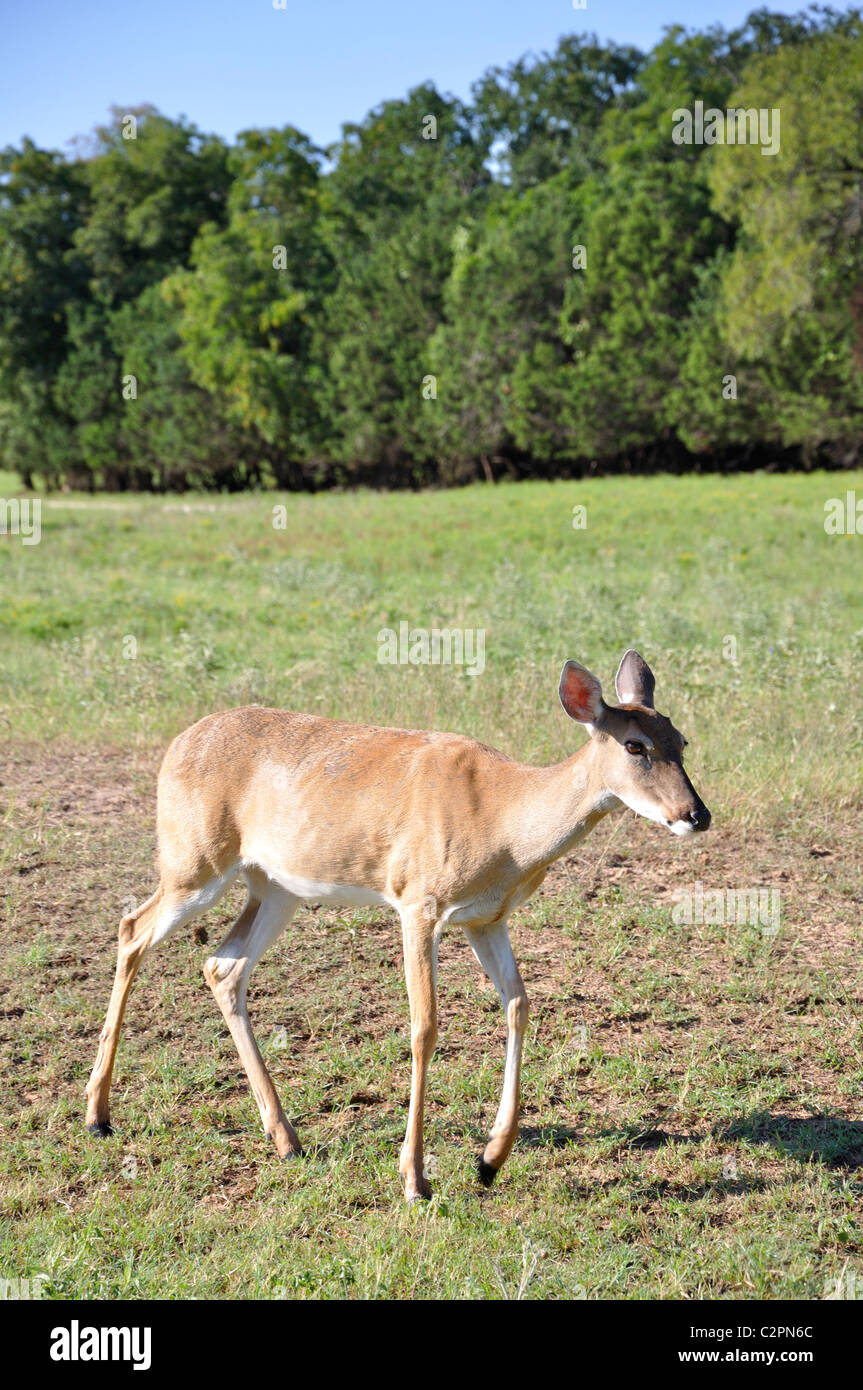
(615, 649), (655, 708)
(559, 660), (605, 725)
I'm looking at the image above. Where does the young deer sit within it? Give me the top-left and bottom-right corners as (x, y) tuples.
(85, 650), (709, 1201)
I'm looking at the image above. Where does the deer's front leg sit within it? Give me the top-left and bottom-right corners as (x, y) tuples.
(398, 906), (440, 1202)
(465, 920), (528, 1186)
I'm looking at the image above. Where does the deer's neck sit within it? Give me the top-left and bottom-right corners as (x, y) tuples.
(508, 742), (618, 872)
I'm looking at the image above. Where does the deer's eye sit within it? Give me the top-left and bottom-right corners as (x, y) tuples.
(625, 740), (646, 756)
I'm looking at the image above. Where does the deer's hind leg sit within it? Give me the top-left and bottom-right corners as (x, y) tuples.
(203, 873), (302, 1158)
(398, 905), (442, 1202)
(85, 870), (236, 1135)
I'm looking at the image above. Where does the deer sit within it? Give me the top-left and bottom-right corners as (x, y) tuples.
(85, 649), (710, 1201)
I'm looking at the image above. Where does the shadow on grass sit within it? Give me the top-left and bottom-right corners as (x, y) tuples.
(518, 1124), (581, 1150)
(714, 1111), (863, 1170)
(565, 1111), (863, 1170)
(513, 1119), (703, 1154)
(569, 1176), (771, 1202)
(594, 1121), (705, 1152)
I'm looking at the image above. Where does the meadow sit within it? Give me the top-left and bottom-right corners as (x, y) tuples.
(1, 470), (862, 1299)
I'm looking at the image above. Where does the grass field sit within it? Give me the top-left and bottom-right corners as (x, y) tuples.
(1, 471), (862, 1299)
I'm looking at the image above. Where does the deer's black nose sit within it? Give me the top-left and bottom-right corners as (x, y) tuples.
(689, 806), (711, 831)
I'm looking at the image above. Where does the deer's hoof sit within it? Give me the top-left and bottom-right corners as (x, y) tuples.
(402, 1171), (433, 1202)
(86, 1121), (113, 1138)
(279, 1147), (305, 1161)
(476, 1155), (498, 1187)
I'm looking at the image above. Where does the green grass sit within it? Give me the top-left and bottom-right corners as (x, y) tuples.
(2, 472), (862, 825)
(1, 472), (862, 1299)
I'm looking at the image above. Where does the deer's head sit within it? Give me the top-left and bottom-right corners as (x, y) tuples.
(559, 650), (711, 836)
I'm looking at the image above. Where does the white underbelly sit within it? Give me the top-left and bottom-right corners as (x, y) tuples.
(247, 859), (393, 909)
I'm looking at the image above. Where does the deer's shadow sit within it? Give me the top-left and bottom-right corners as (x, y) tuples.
(515, 1110), (863, 1173)
(714, 1110), (863, 1171)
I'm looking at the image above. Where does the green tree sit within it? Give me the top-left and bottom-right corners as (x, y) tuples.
(701, 26), (863, 453)
(471, 34), (643, 191)
(0, 140), (89, 486)
(314, 86), (491, 482)
(73, 106), (230, 305)
(168, 127), (334, 486)
(426, 172), (581, 479)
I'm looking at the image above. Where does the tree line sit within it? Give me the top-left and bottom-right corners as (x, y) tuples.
(1, 6), (861, 491)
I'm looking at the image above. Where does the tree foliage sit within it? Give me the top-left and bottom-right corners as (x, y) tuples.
(1, 10), (861, 490)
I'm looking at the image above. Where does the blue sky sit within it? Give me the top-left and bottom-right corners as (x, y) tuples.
(1, 1), (852, 153)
